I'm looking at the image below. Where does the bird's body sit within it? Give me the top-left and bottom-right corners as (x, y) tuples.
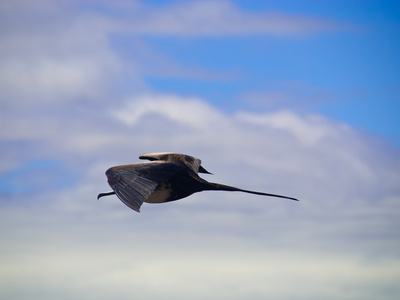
(98, 152), (298, 212)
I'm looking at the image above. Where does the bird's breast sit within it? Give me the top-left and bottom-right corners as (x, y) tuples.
(145, 189), (172, 203)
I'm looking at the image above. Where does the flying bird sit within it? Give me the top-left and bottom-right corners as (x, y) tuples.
(97, 152), (298, 212)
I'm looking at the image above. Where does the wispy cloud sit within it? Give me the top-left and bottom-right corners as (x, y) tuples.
(0, 0), (357, 106)
(114, 0), (356, 36)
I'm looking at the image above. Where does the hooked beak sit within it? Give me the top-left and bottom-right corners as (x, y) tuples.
(199, 165), (213, 174)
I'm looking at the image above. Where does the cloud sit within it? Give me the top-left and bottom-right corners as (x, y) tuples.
(236, 110), (342, 146)
(0, 0), (141, 105)
(0, 0), (357, 107)
(115, 0), (355, 36)
(1, 93), (400, 299)
(238, 81), (335, 112)
(2, 235), (399, 299)
(113, 93), (227, 129)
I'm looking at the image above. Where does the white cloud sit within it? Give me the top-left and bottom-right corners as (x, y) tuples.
(2, 236), (399, 300)
(113, 93), (228, 129)
(1, 93), (400, 299)
(0, 0), (141, 105)
(236, 110), (342, 146)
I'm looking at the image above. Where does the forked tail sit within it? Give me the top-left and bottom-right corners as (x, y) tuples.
(209, 182), (298, 201)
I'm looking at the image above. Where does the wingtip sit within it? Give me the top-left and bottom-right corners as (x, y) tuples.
(97, 191), (116, 200)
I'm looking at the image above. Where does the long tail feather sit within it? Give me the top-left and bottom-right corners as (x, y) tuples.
(210, 183), (298, 201)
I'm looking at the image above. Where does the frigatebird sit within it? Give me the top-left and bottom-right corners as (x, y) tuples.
(98, 152), (298, 212)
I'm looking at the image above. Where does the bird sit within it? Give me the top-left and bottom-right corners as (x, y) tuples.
(97, 152), (298, 212)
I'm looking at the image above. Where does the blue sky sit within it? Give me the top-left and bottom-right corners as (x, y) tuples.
(0, 1), (399, 299)
(135, 0), (400, 144)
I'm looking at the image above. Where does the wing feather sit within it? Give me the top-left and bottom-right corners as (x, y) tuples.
(105, 162), (182, 212)
(139, 152), (203, 174)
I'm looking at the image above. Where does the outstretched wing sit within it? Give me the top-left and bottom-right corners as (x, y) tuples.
(105, 161), (183, 212)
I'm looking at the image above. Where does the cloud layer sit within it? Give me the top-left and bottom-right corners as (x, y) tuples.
(1, 92), (399, 299)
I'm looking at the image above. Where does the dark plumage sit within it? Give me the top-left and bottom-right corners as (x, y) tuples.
(97, 152), (298, 212)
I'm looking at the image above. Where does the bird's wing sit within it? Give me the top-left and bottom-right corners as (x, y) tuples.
(139, 152), (203, 174)
(105, 161), (183, 212)
(139, 152), (175, 161)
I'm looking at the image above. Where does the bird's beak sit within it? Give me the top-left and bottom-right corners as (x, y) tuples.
(199, 166), (213, 174)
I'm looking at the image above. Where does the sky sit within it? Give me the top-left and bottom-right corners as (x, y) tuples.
(0, 0), (399, 299)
